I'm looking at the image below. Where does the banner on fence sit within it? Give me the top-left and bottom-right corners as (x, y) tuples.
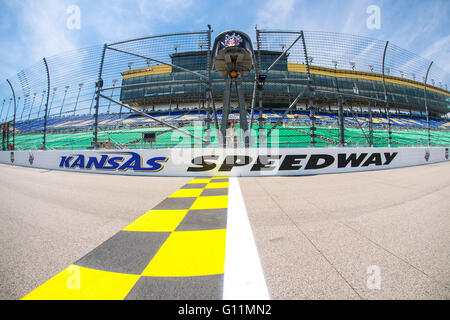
(0, 147), (448, 177)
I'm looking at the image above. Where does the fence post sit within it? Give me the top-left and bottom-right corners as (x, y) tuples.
(42, 57), (50, 150)
(423, 61), (433, 147)
(300, 31), (317, 147)
(205, 25), (212, 145)
(381, 41), (392, 147)
(93, 44), (107, 149)
(368, 99), (373, 147)
(337, 96), (345, 146)
(0, 98), (5, 122)
(255, 28), (264, 130)
(6, 79), (16, 150)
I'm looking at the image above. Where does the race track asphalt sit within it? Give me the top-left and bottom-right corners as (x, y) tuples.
(0, 162), (449, 299)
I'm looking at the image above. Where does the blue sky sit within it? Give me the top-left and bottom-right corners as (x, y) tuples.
(0, 0), (449, 81)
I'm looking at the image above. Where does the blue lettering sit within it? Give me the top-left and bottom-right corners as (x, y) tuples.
(59, 152), (167, 172)
(70, 155), (85, 169)
(144, 157), (168, 172)
(59, 156), (73, 168)
(118, 152), (142, 171)
(105, 156), (124, 170)
(86, 155), (109, 169)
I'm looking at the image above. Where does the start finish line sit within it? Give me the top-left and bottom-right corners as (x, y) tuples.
(0, 147), (448, 177)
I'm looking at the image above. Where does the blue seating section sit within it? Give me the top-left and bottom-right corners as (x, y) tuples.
(13, 109), (449, 133)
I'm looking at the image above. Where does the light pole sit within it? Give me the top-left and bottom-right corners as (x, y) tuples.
(73, 83), (83, 116)
(332, 60), (338, 70)
(107, 79), (117, 114)
(28, 92), (37, 120)
(20, 94), (28, 120)
(48, 87), (57, 116)
(59, 85), (70, 117)
(37, 90), (46, 118)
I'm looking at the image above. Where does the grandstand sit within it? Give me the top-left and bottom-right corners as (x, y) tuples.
(1, 29), (449, 151)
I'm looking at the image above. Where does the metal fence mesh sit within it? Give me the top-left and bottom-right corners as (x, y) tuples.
(0, 29), (449, 150)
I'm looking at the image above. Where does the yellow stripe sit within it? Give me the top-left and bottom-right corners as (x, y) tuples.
(123, 210), (188, 232)
(169, 188), (203, 198)
(205, 182), (229, 189)
(141, 229), (227, 277)
(123, 65), (172, 79)
(190, 195), (228, 210)
(188, 178), (211, 184)
(287, 63), (450, 97)
(22, 265), (139, 300)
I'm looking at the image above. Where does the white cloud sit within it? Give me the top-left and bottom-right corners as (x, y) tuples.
(421, 35), (450, 65)
(17, 0), (79, 62)
(138, 0), (194, 23)
(420, 34), (450, 83)
(255, 0), (297, 30)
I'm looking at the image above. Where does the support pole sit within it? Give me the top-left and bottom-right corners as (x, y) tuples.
(43, 57), (50, 150)
(381, 41), (392, 147)
(255, 29), (264, 131)
(368, 100), (373, 147)
(424, 61), (433, 147)
(221, 76), (232, 148)
(337, 96), (345, 146)
(93, 44), (107, 149)
(300, 30), (317, 147)
(309, 96), (316, 146)
(6, 123), (10, 150)
(205, 24), (214, 144)
(2, 123), (5, 151)
(235, 77), (249, 147)
(0, 98), (5, 122)
(6, 79), (16, 150)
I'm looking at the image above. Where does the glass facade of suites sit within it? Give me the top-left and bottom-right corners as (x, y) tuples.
(120, 51), (449, 115)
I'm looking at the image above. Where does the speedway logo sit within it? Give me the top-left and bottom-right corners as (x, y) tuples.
(187, 152), (398, 172)
(59, 152), (168, 172)
(221, 33), (243, 47)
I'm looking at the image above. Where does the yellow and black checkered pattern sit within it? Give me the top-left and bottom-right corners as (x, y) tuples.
(22, 177), (229, 300)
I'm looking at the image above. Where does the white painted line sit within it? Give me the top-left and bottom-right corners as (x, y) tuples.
(223, 177), (270, 300)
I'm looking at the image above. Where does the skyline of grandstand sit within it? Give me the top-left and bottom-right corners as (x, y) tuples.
(0, 0), (449, 80)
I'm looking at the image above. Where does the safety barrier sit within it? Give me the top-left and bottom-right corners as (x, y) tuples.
(1, 147), (448, 177)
